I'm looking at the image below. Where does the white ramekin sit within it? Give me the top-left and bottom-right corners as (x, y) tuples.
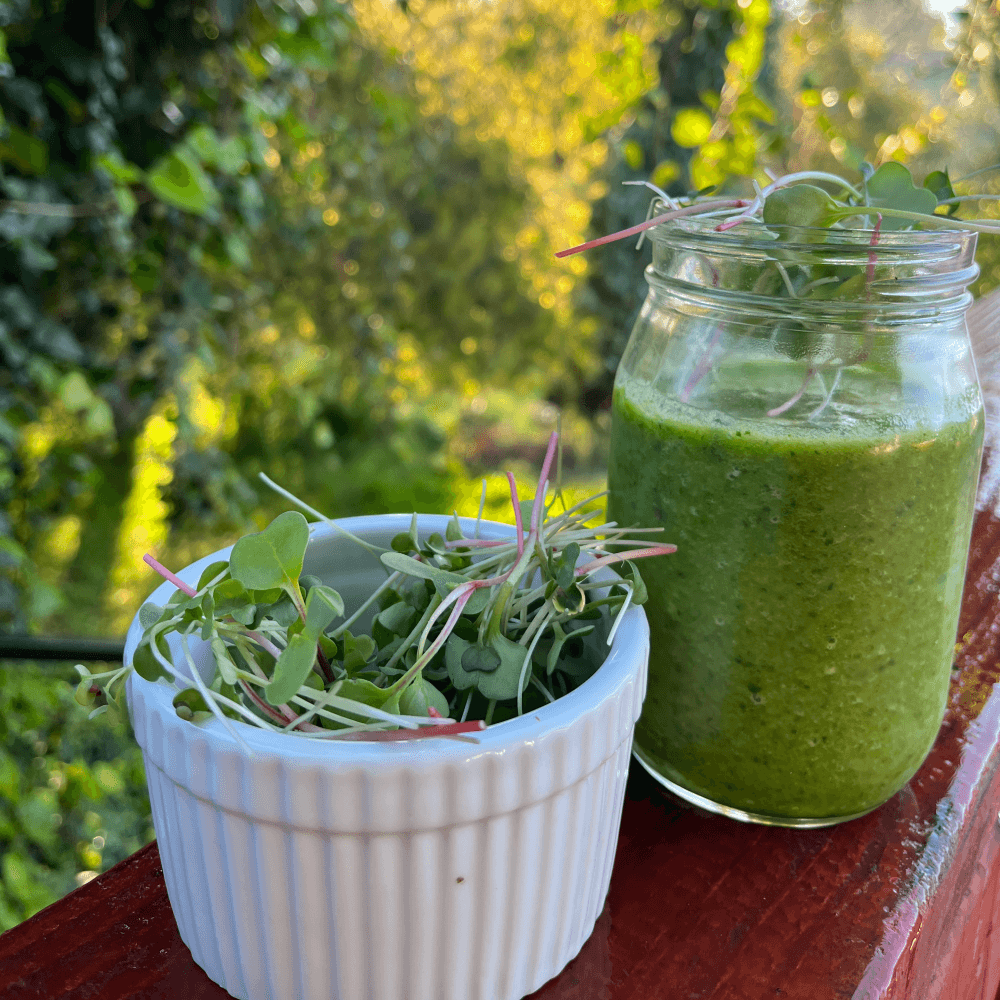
(126, 514), (649, 1000)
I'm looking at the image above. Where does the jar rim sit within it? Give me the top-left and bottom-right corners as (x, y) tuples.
(645, 212), (978, 265)
(642, 211), (979, 322)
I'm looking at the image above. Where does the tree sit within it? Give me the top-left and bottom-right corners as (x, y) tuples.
(573, 0), (774, 414)
(1, 0), (589, 637)
(0, 0), (269, 634)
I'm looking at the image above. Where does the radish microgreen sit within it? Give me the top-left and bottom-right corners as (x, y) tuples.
(77, 432), (675, 740)
(559, 162), (996, 418)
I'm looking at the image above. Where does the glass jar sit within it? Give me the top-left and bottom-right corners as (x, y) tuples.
(607, 214), (984, 828)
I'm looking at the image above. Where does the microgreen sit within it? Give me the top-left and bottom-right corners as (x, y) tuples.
(557, 162), (1000, 261)
(79, 432), (675, 741)
(557, 162), (997, 417)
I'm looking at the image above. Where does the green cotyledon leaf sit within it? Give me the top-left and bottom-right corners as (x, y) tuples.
(763, 184), (840, 231)
(865, 162), (938, 231)
(255, 591), (299, 628)
(132, 632), (171, 682)
(924, 168), (959, 215)
(379, 550), (467, 587)
(172, 687), (212, 722)
(462, 643), (501, 674)
(212, 578), (255, 625)
(546, 622), (596, 677)
(336, 678), (402, 718)
(138, 602), (167, 631)
(398, 677), (450, 718)
(304, 584), (344, 635)
(446, 514), (464, 542)
(265, 632), (317, 706)
(211, 637), (239, 685)
(373, 601), (418, 646)
(229, 511), (309, 591)
(197, 560), (229, 591)
(616, 560), (649, 605)
(446, 633), (530, 701)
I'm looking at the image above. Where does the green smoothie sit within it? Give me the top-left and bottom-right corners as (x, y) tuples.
(608, 377), (984, 821)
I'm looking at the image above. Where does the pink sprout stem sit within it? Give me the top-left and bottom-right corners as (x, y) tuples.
(390, 587), (477, 694)
(530, 432), (559, 535)
(679, 327), (724, 403)
(866, 214), (882, 289)
(239, 678), (299, 726)
(508, 472), (524, 557)
(716, 214), (753, 232)
(575, 544), (677, 577)
(555, 200), (749, 258)
(422, 579), (480, 640)
(144, 553), (196, 597)
(767, 368), (816, 418)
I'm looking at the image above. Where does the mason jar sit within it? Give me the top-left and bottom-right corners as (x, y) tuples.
(607, 214), (984, 827)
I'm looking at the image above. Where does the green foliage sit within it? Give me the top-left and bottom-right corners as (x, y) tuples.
(864, 161), (939, 230)
(446, 633), (533, 702)
(1, 0), (575, 641)
(229, 510), (309, 592)
(573, 0), (766, 413)
(762, 183), (840, 228)
(0, 0), (267, 630)
(0, 659), (151, 931)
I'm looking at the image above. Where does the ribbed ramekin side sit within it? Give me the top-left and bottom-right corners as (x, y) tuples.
(140, 739), (637, 1000)
(214, 795), (267, 1000)
(147, 764), (219, 983)
(142, 761), (194, 949)
(455, 683), (638, 1000)
(523, 739), (633, 998)
(136, 691), (213, 978)
(287, 770), (341, 1000)
(595, 736), (635, 911)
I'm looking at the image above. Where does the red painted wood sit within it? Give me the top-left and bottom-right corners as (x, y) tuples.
(6, 503), (1000, 999)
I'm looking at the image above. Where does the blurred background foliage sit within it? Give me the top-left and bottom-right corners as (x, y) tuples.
(1, 0), (999, 929)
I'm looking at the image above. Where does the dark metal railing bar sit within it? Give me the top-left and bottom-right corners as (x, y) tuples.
(0, 635), (126, 662)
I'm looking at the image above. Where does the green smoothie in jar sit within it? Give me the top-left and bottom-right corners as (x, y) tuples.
(603, 198), (984, 826)
(608, 376), (983, 822)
